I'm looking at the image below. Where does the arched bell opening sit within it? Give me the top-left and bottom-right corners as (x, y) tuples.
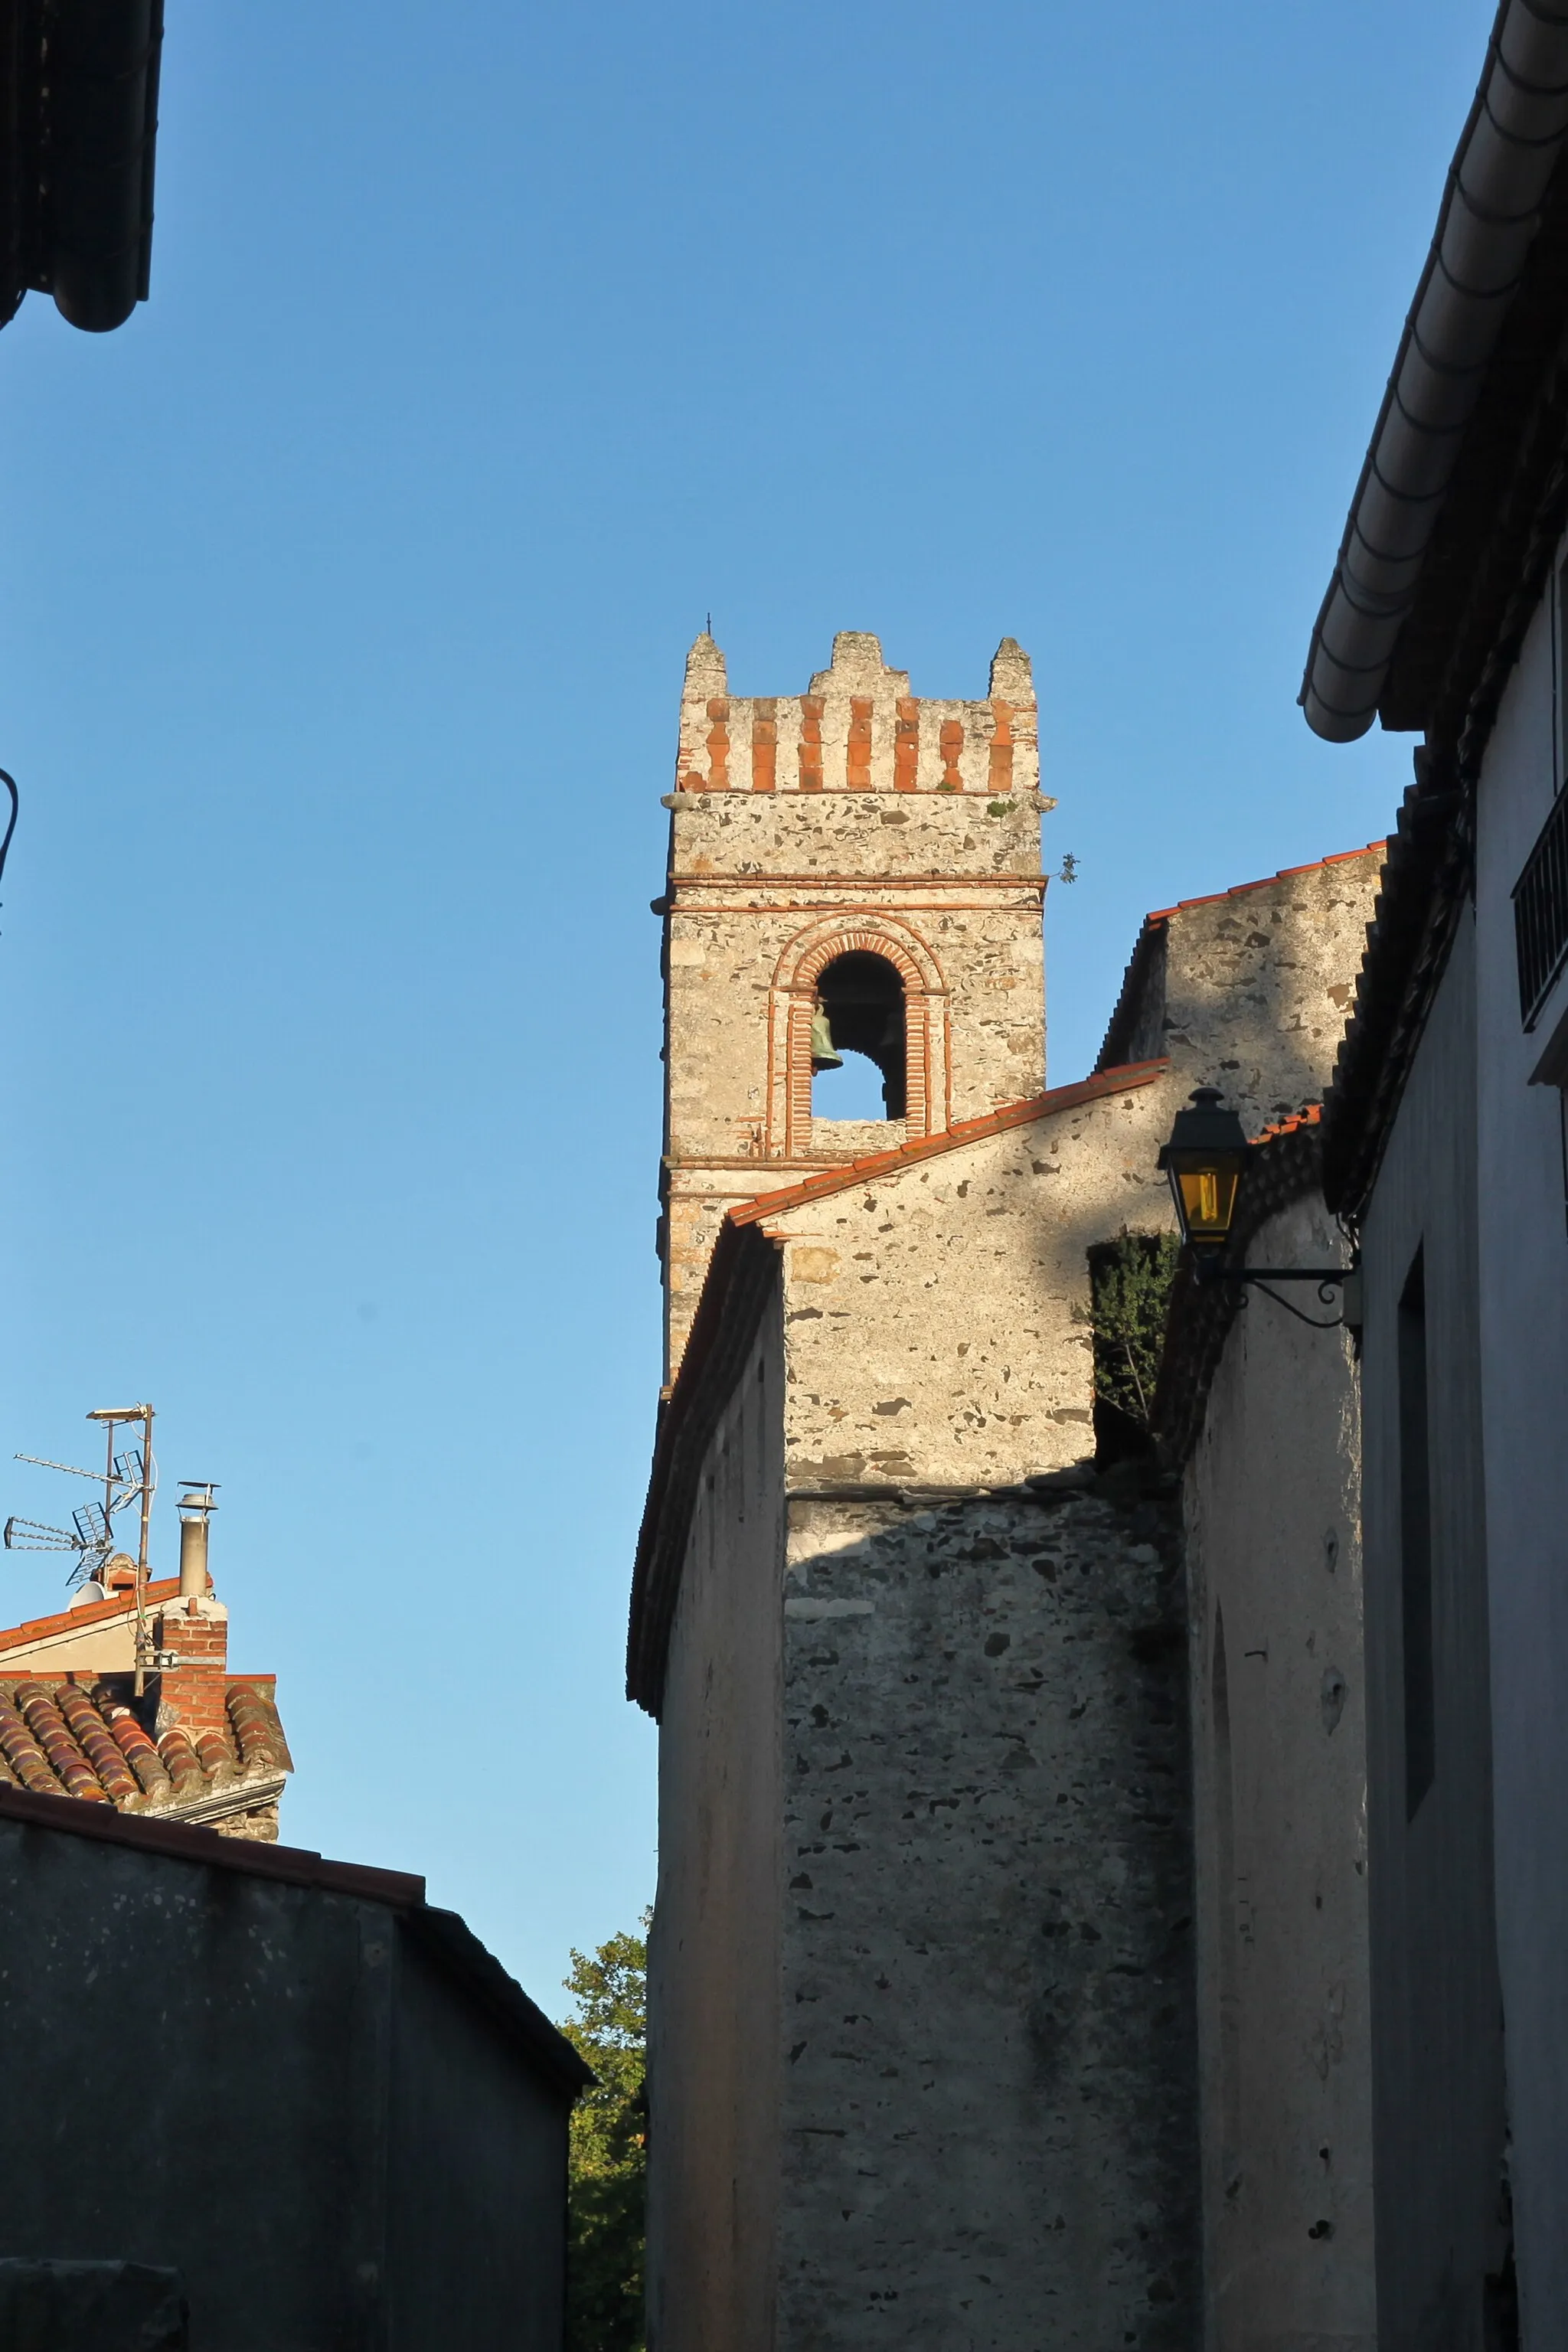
(810, 951), (907, 1120)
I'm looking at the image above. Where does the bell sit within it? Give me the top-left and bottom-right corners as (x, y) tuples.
(811, 1004), (842, 1071)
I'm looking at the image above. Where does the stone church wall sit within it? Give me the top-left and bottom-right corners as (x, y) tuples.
(779, 1477), (1197, 2348)
(773, 1081), (1177, 1488)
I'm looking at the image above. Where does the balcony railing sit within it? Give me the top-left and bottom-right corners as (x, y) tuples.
(1514, 786), (1568, 1029)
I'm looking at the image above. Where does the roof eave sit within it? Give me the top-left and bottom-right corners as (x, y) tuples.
(1301, 0), (1568, 742)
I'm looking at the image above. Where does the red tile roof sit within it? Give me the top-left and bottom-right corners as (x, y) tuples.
(730, 1060), (1169, 1229)
(0, 1576), (180, 1657)
(1253, 1102), (1323, 1142)
(1142, 844), (1388, 926)
(0, 1672), (292, 1824)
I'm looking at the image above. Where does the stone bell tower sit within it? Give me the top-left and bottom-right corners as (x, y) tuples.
(657, 629), (1050, 1374)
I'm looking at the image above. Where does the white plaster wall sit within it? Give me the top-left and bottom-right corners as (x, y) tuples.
(1472, 580), (1568, 2342)
(1184, 1192), (1374, 2352)
(1357, 933), (1508, 2347)
(646, 1283), (786, 2352)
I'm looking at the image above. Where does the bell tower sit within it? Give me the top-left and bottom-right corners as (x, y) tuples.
(658, 629), (1050, 1374)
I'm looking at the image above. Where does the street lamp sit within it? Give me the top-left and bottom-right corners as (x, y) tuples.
(1157, 1086), (1247, 1253)
(1157, 1086), (1359, 1327)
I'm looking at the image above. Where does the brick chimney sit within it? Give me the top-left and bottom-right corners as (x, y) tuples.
(152, 1594), (228, 1738)
(155, 1487), (227, 1739)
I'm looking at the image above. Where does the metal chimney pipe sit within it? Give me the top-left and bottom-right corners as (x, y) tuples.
(177, 1485), (217, 1598)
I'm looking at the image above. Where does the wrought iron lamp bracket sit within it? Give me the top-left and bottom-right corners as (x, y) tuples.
(1190, 1259), (1360, 1331)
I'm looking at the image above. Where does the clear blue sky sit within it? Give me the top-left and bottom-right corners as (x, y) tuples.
(0, 0), (1478, 2003)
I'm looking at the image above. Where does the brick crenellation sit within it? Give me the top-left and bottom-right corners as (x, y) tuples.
(675, 630), (1040, 798)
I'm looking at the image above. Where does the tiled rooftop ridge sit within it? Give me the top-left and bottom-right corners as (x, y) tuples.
(727, 1060), (1169, 1229)
(1096, 842), (1390, 1077)
(0, 1672), (290, 1821)
(1142, 842), (1389, 926)
(1253, 1102), (1323, 1142)
(0, 1574), (180, 1656)
(675, 630), (1040, 796)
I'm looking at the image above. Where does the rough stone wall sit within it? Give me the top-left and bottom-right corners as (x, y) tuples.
(214, 1801), (280, 1843)
(660, 630), (1049, 1374)
(1102, 851), (1387, 1135)
(1183, 1191), (1375, 2352)
(770, 1081), (1180, 1488)
(779, 1478), (1197, 2349)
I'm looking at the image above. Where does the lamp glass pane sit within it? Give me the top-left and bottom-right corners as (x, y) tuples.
(1176, 1161), (1240, 1241)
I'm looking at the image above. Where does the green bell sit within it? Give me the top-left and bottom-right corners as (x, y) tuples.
(811, 1004), (842, 1071)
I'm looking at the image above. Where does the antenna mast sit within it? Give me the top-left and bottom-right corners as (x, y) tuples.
(87, 1406), (156, 1693)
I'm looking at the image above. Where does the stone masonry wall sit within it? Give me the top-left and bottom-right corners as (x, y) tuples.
(779, 1478), (1197, 2350)
(772, 1081), (1181, 1489)
(1102, 851), (1387, 1138)
(661, 631), (1050, 1376)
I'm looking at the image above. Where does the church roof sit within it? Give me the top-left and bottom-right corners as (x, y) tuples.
(730, 1060), (1168, 1230)
(630, 1058), (1170, 1713)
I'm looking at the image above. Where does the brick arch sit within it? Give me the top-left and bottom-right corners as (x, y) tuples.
(766, 916), (950, 1155)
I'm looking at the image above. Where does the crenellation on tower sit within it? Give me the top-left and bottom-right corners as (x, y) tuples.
(658, 630), (1050, 1374)
(672, 629), (1040, 799)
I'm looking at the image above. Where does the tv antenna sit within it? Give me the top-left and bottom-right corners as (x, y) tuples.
(5, 1404), (158, 1692)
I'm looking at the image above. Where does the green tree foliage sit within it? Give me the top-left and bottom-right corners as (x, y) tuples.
(1086, 1230), (1181, 1435)
(559, 1919), (648, 2352)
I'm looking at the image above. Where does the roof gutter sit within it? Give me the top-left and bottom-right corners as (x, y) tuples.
(1301, 0), (1568, 743)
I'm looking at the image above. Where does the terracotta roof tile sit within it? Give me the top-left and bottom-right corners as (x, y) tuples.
(0, 1576), (180, 1656)
(1253, 1102), (1323, 1142)
(1141, 843), (1389, 926)
(0, 1672), (291, 1824)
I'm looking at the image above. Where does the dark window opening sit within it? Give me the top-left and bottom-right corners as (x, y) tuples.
(1399, 1246), (1435, 1820)
(1512, 783), (1568, 1027)
(811, 953), (906, 1119)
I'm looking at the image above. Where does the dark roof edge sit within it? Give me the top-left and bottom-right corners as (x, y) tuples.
(0, 1784), (590, 2097)
(1321, 750), (1470, 1216)
(402, 1907), (594, 2100)
(1096, 921), (1164, 1074)
(1152, 1123), (1329, 1468)
(0, 1780), (426, 1906)
(627, 1221), (783, 1717)
(1301, 0), (1568, 741)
